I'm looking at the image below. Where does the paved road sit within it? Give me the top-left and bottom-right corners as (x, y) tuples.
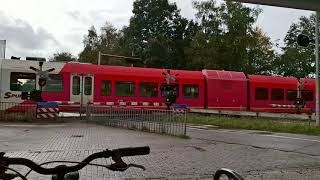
(1, 122), (320, 179)
(188, 125), (320, 156)
(188, 125), (320, 179)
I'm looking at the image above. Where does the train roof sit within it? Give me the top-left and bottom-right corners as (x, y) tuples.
(0, 59), (65, 74)
(202, 70), (247, 81)
(248, 74), (298, 85)
(61, 63), (204, 80)
(301, 78), (316, 88)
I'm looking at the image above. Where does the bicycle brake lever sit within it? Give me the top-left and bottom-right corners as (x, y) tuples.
(108, 151), (146, 171)
(107, 163), (146, 172)
(108, 149), (147, 172)
(127, 163), (146, 171)
(108, 164), (127, 172)
(109, 152), (128, 171)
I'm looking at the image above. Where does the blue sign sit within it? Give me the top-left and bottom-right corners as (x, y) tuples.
(37, 102), (59, 107)
(174, 104), (187, 109)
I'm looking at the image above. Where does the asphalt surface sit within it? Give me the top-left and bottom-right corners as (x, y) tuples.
(188, 125), (320, 156)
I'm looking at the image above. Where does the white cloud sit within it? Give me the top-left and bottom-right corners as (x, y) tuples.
(255, 5), (312, 48)
(0, 12), (59, 58)
(0, 0), (136, 58)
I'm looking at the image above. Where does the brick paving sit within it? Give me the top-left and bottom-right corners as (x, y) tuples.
(1, 122), (320, 179)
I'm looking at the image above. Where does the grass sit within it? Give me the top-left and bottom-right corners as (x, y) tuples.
(187, 114), (320, 136)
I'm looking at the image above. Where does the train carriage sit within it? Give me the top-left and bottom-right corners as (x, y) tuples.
(0, 59), (205, 111)
(0, 58), (316, 114)
(0, 59), (67, 106)
(59, 63), (205, 109)
(248, 75), (313, 113)
(300, 78), (315, 112)
(203, 70), (247, 111)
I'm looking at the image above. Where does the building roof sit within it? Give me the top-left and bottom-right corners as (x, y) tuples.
(231, 0), (319, 11)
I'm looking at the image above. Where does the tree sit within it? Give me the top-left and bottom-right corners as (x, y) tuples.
(76, 0), (277, 73)
(79, 23), (125, 65)
(79, 26), (99, 64)
(124, 0), (193, 68)
(186, 0), (275, 74)
(246, 28), (276, 75)
(99, 22), (121, 53)
(275, 14), (317, 78)
(50, 52), (77, 62)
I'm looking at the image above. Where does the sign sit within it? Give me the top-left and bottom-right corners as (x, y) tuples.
(4, 92), (21, 99)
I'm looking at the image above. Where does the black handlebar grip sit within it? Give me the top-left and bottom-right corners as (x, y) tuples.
(116, 146), (150, 157)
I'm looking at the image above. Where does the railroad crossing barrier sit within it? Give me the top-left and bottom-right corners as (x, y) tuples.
(36, 102), (59, 119)
(85, 104), (187, 137)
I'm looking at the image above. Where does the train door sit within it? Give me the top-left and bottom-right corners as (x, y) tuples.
(70, 74), (94, 104)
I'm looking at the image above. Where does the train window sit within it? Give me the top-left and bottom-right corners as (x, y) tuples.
(183, 85), (199, 98)
(84, 77), (92, 95)
(271, 89), (284, 101)
(43, 74), (63, 92)
(302, 90), (313, 101)
(72, 76), (80, 95)
(255, 88), (268, 100)
(139, 82), (158, 97)
(287, 90), (297, 101)
(101, 80), (112, 96)
(116, 81), (135, 96)
(10, 72), (36, 91)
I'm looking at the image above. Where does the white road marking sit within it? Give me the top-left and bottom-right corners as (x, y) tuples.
(264, 135), (320, 143)
(189, 126), (320, 143)
(0, 124), (65, 128)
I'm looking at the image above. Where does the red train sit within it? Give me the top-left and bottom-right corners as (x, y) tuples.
(0, 59), (315, 113)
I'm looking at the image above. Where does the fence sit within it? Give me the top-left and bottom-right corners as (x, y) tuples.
(0, 102), (188, 136)
(85, 105), (187, 137)
(0, 102), (37, 122)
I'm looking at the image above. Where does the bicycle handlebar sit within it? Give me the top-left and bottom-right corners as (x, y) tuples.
(1, 146), (150, 177)
(116, 146), (150, 157)
(1, 147), (245, 180)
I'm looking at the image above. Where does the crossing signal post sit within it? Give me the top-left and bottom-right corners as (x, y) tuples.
(297, 34), (315, 47)
(30, 61), (54, 91)
(160, 70), (179, 110)
(30, 90), (43, 102)
(22, 61), (55, 102)
(38, 78), (47, 87)
(160, 84), (179, 110)
(21, 90), (43, 102)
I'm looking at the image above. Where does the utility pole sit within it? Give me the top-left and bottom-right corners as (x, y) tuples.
(297, 13), (320, 126)
(0, 40), (6, 59)
(316, 11), (320, 126)
(98, 51), (101, 65)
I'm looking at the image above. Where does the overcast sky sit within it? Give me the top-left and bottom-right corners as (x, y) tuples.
(0, 0), (313, 59)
